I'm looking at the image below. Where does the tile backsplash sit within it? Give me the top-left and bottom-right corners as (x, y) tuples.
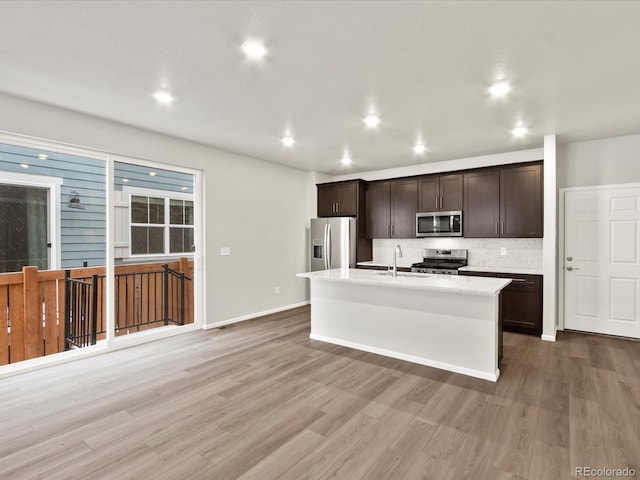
(373, 237), (543, 269)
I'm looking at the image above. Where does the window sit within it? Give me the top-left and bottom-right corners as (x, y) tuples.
(130, 195), (194, 256)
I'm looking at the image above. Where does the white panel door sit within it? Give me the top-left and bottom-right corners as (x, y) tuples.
(564, 187), (640, 338)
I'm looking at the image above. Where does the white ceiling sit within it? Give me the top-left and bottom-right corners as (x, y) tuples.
(1, 1), (640, 175)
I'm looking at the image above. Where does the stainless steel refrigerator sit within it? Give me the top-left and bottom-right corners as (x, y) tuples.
(309, 217), (357, 271)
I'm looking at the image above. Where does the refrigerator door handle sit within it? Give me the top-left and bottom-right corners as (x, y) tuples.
(322, 223), (328, 270)
(327, 223), (332, 269)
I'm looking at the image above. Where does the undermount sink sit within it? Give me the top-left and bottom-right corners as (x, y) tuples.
(376, 271), (430, 278)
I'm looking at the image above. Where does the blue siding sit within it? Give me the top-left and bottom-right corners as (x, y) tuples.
(0, 143), (194, 270)
(114, 162), (193, 193)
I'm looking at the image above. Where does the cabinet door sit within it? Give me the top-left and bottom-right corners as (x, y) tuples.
(317, 185), (338, 217)
(390, 178), (417, 238)
(500, 164), (543, 237)
(337, 182), (357, 216)
(439, 174), (463, 211)
(366, 181), (391, 238)
(497, 274), (542, 335)
(417, 175), (439, 212)
(463, 170), (500, 237)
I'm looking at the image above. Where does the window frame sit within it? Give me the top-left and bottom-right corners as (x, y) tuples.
(124, 186), (194, 259)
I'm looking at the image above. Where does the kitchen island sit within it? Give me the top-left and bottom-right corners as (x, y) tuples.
(297, 268), (511, 381)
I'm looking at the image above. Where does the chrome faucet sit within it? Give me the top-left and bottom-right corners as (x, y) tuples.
(392, 244), (403, 277)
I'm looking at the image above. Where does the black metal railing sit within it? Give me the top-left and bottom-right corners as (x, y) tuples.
(65, 264), (191, 349)
(64, 273), (99, 349)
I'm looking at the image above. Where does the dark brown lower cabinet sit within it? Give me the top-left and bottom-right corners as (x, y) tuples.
(460, 271), (543, 336)
(497, 273), (542, 336)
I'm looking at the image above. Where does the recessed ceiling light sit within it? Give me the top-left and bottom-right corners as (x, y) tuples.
(281, 135), (295, 147)
(153, 90), (174, 105)
(149, 171), (157, 177)
(122, 178), (129, 183)
(341, 153), (352, 166)
(511, 125), (528, 137)
(242, 41), (267, 59)
(38, 154), (48, 160)
(20, 163), (29, 169)
(181, 186), (189, 191)
(489, 81), (511, 97)
(413, 143), (426, 154)
(363, 114), (380, 128)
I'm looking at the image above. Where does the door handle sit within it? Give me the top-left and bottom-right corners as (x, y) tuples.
(327, 224), (332, 269)
(435, 196), (438, 209)
(495, 222), (499, 235)
(566, 266), (580, 271)
(391, 225), (394, 236)
(440, 197), (443, 209)
(501, 222), (504, 235)
(323, 224), (329, 269)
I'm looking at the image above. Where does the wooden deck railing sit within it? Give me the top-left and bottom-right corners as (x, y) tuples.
(0, 258), (194, 366)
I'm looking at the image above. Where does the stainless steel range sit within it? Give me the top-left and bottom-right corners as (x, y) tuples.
(411, 248), (468, 275)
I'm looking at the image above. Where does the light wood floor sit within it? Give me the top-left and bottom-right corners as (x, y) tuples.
(1, 305), (639, 480)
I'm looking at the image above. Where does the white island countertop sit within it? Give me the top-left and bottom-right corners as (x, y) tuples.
(298, 268), (511, 296)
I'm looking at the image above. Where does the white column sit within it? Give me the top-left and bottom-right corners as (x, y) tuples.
(542, 135), (558, 341)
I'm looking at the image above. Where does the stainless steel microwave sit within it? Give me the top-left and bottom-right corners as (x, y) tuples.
(416, 211), (463, 237)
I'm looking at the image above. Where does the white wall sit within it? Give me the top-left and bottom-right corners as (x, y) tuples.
(0, 92), (312, 325)
(558, 133), (640, 188)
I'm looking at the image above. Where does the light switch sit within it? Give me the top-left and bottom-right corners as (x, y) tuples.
(220, 247), (231, 256)
(500, 247), (507, 256)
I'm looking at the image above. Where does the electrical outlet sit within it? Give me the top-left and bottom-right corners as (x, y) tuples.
(220, 247), (231, 256)
(275, 286), (280, 294)
(500, 247), (507, 256)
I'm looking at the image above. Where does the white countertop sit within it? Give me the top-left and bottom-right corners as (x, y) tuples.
(459, 265), (543, 276)
(298, 268), (511, 296)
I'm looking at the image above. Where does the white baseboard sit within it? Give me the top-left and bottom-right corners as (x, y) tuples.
(541, 327), (557, 342)
(309, 333), (499, 382)
(204, 301), (310, 330)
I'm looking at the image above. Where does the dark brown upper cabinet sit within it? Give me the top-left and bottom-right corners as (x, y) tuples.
(365, 181), (390, 238)
(417, 173), (463, 212)
(463, 169), (501, 237)
(463, 162), (543, 238)
(317, 180), (359, 217)
(366, 178), (417, 238)
(500, 164), (543, 237)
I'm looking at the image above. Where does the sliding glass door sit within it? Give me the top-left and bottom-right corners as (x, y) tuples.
(0, 137), (201, 368)
(111, 160), (196, 337)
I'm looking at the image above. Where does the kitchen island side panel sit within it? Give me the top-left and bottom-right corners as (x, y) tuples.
(309, 279), (499, 381)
